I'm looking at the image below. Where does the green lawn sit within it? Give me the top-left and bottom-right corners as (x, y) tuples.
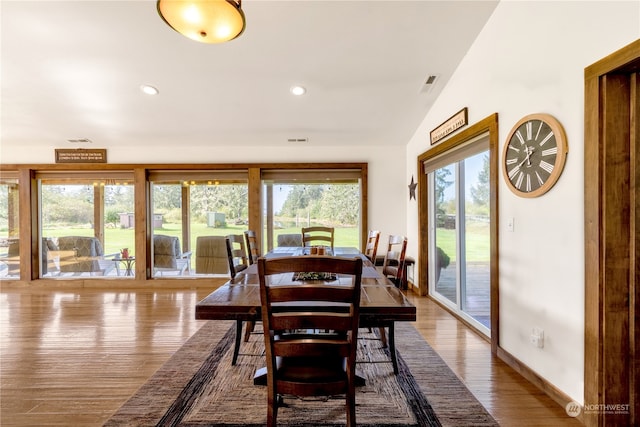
(42, 223), (361, 258)
(43, 222), (491, 262)
(435, 221), (490, 263)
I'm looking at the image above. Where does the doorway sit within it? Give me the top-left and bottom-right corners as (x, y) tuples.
(584, 39), (639, 426)
(418, 114), (500, 350)
(425, 136), (491, 334)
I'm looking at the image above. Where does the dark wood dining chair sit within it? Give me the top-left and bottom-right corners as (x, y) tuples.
(225, 235), (252, 365)
(225, 234), (248, 279)
(258, 255), (363, 427)
(301, 226), (334, 250)
(243, 230), (261, 342)
(244, 230), (260, 265)
(382, 235), (407, 287)
(364, 230), (380, 263)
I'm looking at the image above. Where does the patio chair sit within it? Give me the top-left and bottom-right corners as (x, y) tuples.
(195, 236), (228, 274)
(0, 240), (20, 277)
(153, 234), (192, 276)
(56, 236), (118, 276)
(276, 233), (302, 247)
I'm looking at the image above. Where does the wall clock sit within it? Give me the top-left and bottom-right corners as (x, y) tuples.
(502, 113), (568, 197)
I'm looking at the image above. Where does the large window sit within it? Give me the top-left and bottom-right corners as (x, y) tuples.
(149, 171), (248, 277)
(4, 163), (366, 283)
(261, 170), (362, 252)
(0, 175), (19, 279)
(38, 173), (134, 278)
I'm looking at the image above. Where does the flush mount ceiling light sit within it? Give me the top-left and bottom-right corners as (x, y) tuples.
(157, 0), (245, 43)
(290, 85), (306, 96)
(140, 84), (159, 95)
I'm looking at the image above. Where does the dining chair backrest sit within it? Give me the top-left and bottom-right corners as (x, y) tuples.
(244, 230), (260, 265)
(364, 230), (380, 263)
(301, 226), (334, 250)
(258, 255), (363, 427)
(225, 234), (248, 279)
(382, 235), (407, 286)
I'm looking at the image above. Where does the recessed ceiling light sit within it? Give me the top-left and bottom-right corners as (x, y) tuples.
(140, 84), (159, 95)
(290, 85), (306, 96)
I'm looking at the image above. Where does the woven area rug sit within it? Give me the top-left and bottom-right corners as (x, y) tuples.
(105, 321), (497, 427)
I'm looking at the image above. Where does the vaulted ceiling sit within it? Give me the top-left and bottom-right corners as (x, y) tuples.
(1, 1), (498, 150)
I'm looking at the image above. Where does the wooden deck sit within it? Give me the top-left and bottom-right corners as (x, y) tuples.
(435, 260), (491, 327)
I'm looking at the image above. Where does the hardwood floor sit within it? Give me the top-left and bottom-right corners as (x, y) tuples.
(0, 285), (581, 426)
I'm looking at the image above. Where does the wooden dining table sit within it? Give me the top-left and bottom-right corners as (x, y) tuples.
(195, 247), (416, 377)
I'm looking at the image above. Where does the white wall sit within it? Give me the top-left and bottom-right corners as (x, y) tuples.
(405, 1), (639, 404)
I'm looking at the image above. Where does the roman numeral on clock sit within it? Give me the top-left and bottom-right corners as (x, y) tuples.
(539, 131), (554, 146)
(508, 164), (521, 180)
(539, 160), (554, 173)
(515, 171), (524, 189)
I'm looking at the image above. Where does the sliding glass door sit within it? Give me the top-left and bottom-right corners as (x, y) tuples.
(427, 138), (491, 334)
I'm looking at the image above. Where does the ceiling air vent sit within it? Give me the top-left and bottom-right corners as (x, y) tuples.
(420, 74), (439, 93)
(287, 138), (309, 143)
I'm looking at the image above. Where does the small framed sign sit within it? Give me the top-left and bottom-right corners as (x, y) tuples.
(430, 108), (468, 145)
(55, 148), (107, 163)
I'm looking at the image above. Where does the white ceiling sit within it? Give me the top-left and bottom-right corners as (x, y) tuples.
(1, 0), (498, 151)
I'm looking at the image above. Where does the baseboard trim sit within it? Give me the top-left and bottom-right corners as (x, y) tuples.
(496, 347), (584, 424)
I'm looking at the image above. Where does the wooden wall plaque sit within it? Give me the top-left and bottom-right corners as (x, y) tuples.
(55, 149), (107, 163)
(430, 108), (468, 144)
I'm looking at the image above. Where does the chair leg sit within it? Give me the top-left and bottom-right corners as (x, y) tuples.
(346, 389), (356, 427)
(244, 321), (255, 342)
(267, 389), (278, 427)
(378, 326), (387, 348)
(232, 320), (242, 365)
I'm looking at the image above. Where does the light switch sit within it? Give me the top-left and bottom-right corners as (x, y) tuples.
(507, 217), (515, 232)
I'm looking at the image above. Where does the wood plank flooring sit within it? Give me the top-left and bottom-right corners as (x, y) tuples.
(0, 285), (581, 426)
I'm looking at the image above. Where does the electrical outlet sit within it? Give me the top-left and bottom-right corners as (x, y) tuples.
(530, 328), (544, 348)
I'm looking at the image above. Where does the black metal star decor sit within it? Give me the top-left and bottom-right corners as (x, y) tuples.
(408, 175), (417, 200)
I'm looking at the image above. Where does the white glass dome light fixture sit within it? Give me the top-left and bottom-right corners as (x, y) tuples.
(157, 0), (246, 44)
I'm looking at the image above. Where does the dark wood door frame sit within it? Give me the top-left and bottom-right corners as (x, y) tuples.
(584, 39), (639, 426)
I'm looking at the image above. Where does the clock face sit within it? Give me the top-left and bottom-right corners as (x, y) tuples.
(502, 114), (568, 197)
